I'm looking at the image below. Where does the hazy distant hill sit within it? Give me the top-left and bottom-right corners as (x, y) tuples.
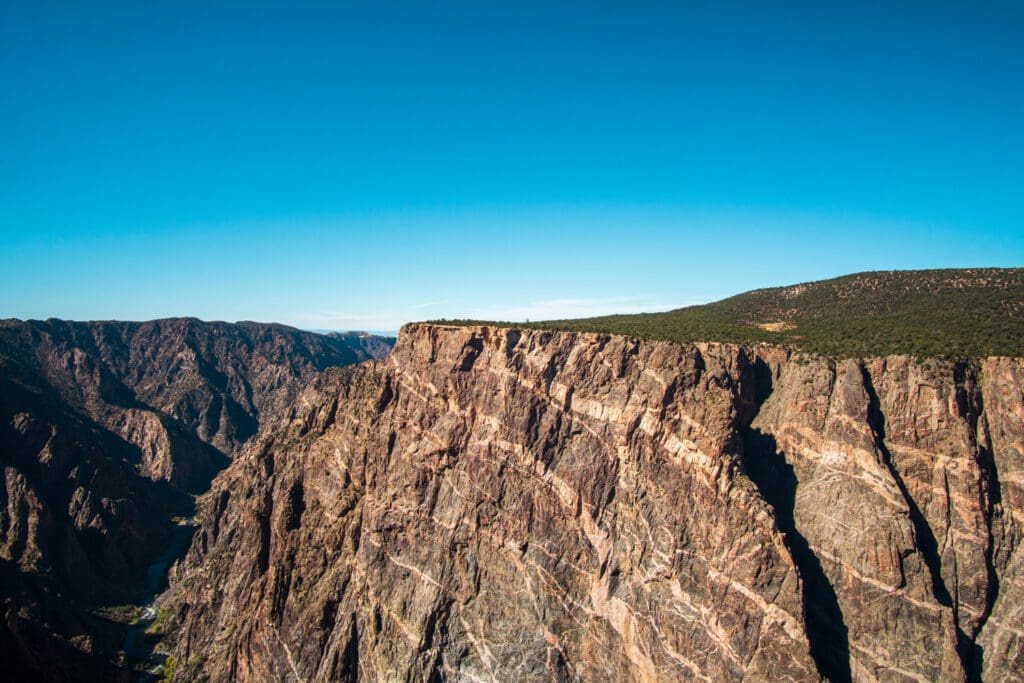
(439, 268), (1024, 358)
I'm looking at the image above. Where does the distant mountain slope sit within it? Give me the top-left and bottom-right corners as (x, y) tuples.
(439, 268), (1024, 358)
(0, 318), (393, 463)
(325, 331), (397, 362)
(0, 318), (394, 681)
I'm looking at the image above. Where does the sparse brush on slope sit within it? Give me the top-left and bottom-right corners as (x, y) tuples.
(434, 268), (1024, 358)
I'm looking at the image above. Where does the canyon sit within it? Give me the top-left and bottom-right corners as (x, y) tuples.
(0, 318), (393, 681)
(158, 323), (1022, 681)
(1, 305), (1022, 681)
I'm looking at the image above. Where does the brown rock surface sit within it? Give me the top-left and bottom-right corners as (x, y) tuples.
(163, 324), (1024, 681)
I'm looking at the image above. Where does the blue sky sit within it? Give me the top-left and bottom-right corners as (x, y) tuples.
(2, 2), (1022, 331)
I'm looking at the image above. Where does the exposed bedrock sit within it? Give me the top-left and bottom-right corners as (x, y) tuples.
(165, 324), (1024, 681)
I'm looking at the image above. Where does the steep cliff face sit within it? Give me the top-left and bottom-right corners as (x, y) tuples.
(162, 324), (1023, 680)
(745, 353), (1019, 680)
(0, 318), (393, 681)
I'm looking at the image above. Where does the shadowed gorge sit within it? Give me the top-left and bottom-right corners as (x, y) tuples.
(0, 318), (394, 681)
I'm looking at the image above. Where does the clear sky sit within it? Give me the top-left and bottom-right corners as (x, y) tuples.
(3, 2), (1022, 331)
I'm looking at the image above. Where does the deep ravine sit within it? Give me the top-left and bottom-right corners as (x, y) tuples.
(123, 516), (198, 680)
(0, 318), (395, 681)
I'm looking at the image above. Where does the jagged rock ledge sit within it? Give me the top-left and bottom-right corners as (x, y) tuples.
(163, 323), (1024, 681)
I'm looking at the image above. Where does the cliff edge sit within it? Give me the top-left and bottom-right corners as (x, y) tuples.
(163, 323), (1024, 681)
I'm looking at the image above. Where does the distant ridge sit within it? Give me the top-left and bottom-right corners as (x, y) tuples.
(434, 268), (1024, 358)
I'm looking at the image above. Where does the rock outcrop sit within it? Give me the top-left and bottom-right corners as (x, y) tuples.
(0, 318), (393, 681)
(161, 324), (1024, 680)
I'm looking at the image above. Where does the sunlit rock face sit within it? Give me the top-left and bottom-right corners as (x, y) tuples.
(164, 324), (1024, 681)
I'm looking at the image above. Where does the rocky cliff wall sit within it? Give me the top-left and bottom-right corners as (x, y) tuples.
(164, 324), (1023, 681)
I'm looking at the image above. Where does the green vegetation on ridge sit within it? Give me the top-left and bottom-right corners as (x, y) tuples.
(433, 268), (1024, 359)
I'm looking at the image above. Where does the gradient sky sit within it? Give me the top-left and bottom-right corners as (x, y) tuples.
(2, 2), (1022, 331)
